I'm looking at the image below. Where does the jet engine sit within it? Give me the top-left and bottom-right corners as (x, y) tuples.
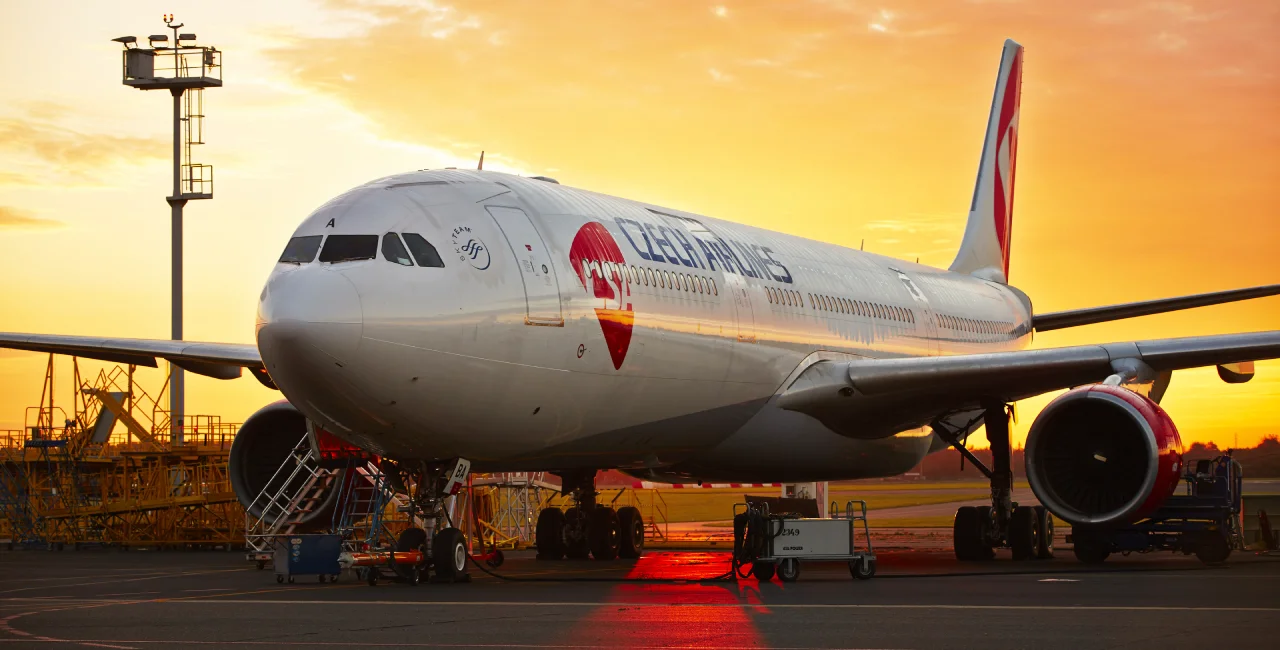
(228, 401), (345, 530)
(1025, 384), (1183, 527)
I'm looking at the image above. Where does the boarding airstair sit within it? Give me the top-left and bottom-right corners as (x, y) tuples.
(244, 433), (340, 564)
(245, 434), (413, 566)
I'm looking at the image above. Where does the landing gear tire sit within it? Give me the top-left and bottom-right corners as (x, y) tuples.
(777, 558), (801, 583)
(588, 507), (621, 561)
(751, 561), (775, 582)
(1009, 505), (1039, 561)
(276, 574), (284, 584)
(850, 557), (876, 580)
(954, 506), (995, 561)
(433, 527), (468, 581)
(394, 527), (428, 584)
(1072, 538), (1111, 564)
(616, 506), (645, 559)
(563, 508), (591, 559)
(535, 508), (567, 560)
(1034, 506), (1055, 559)
(1194, 533), (1232, 566)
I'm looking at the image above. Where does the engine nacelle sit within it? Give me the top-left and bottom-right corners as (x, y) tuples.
(1025, 384), (1183, 527)
(229, 401), (344, 530)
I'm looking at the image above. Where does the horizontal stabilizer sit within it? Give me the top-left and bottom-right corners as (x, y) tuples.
(1033, 284), (1280, 332)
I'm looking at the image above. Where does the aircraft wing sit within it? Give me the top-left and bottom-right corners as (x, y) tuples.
(1032, 284), (1280, 332)
(776, 330), (1280, 438)
(0, 332), (269, 385)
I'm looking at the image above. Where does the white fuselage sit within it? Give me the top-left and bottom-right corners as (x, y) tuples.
(255, 170), (1033, 482)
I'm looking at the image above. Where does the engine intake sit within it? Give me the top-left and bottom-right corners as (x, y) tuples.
(229, 401), (344, 530)
(1025, 384), (1182, 527)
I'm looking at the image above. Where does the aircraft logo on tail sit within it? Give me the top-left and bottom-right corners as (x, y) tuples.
(993, 45), (1022, 278)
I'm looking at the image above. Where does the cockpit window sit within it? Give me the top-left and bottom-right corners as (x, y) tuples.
(278, 235), (323, 264)
(318, 235), (378, 263)
(401, 233), (445, 268)
(381, 233), (414, 266)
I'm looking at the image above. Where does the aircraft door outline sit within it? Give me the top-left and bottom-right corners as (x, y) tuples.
(486, 205), (564, 326)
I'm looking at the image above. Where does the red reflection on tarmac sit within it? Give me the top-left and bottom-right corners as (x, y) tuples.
(563, 553), (769, 648)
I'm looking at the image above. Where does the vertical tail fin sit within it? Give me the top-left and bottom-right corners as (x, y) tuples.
(950, 39), (1024, 284)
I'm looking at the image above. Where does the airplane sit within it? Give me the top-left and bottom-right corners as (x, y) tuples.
(3, 40), (1278, 578)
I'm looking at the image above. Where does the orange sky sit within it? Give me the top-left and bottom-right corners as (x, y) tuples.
(1, 0), (1277, 449)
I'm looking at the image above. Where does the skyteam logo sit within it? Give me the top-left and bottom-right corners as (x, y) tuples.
(451, 226), (491, 270)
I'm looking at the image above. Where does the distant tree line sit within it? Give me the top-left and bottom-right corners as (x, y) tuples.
(912, 436), (1280, 480)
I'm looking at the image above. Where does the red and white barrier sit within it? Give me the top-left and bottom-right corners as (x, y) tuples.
(625, 481), (782, 489)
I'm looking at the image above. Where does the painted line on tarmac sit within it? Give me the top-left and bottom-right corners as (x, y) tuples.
(0, 569), (248, 595)
(148, 599), (1280, 613)
(0, 641), (891, 649)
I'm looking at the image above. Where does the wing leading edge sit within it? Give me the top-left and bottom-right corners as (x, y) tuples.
(0, 332), (269, 386)
(777, 330), (1280, 440)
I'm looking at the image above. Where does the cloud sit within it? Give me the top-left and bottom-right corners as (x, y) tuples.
(0, 113), (166, 180)
(0, 205), (64, 230)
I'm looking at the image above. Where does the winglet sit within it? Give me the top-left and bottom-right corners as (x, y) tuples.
(950, 39), (1024, 284)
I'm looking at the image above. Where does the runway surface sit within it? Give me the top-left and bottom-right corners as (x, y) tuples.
(1, 548), (1277, 649)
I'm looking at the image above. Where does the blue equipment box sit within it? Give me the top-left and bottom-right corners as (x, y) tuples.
(273, 535), (341, 578)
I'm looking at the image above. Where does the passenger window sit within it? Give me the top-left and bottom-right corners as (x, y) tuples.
(699, 276), (707, 294)
(711, 278), (718, 296)
(401, 233), (446, 267)
(646, 268), (655, 286)
(319, 234), (378, 263)
(381, 233), (414, 266)
(279, 235), (323, 264)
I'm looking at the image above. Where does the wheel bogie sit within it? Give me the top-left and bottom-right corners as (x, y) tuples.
(1009, 505), (1039, 561)
(1033, 506), (1055, 559)
(535, 508), (567, 560)
(588, 507), (621, 561)
(616, 506), (645, 559)
(433, 527), (469, 580)
(563, 508), (591, 559)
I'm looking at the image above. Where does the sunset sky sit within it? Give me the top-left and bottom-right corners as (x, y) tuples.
(1, 0), (1277, 449)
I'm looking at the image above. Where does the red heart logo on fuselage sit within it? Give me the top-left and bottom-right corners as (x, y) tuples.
(569, 222), (634, 369)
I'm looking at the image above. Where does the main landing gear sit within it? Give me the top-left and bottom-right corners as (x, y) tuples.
(535, 470), (644, 561)
(938, 405), (1054, 562)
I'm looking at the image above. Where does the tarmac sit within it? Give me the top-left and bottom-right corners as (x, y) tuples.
(2, 545), (1278, 649)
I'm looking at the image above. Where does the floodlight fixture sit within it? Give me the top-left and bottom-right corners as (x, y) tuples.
(149, 34), (169, 47)
(112, 35), (137, 45)
(179, 33), (197, 42)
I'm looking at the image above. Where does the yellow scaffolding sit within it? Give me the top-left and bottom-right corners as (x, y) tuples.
(0, 355), (242, 548)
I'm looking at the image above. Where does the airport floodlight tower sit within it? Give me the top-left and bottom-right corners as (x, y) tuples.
(113, 15), (221, 445)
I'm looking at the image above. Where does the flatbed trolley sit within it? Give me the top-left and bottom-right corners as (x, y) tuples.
(733, 500), (877, 582)
(1067, 453), (1245, 565)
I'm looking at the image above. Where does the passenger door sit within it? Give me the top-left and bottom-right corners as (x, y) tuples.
(486, 206), (564, 326)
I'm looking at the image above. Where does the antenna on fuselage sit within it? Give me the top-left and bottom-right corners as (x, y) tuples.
(860, 239), (865, 251)
(477, 150), (485, 170)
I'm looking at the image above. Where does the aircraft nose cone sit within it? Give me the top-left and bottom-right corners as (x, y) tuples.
(257, 266), (363, 366)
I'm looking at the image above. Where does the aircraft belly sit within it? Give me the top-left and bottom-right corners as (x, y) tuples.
(672, 403), (935, 482)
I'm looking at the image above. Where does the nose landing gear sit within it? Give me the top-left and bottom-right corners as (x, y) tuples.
(535, 470), (640, 561)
